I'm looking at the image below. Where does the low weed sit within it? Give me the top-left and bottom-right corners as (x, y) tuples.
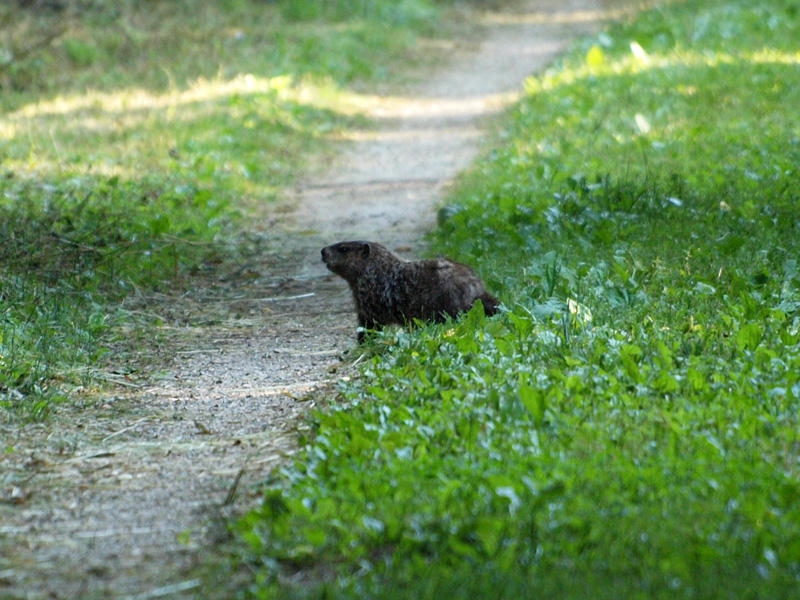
(0, 173), (230, 417)
(234, 0), (800, 597)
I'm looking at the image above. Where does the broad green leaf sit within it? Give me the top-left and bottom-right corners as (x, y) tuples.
(736, 322), (763, 351)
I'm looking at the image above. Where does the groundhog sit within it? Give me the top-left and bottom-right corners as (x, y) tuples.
(321, 240), (499, 342)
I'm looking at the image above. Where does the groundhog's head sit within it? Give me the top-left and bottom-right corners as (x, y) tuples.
(321, 241), (372, 281)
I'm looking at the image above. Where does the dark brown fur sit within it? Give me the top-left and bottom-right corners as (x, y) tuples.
(321, 240), (499, 341)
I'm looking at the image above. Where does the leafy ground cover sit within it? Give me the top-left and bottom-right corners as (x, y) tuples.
(0, 0), (472, 419)
(234, 0), (800, 597)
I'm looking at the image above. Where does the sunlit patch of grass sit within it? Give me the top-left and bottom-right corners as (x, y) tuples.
(529, 47), (800, 94)
(1, 1), (438, 103)
(1, 74), (364, 201)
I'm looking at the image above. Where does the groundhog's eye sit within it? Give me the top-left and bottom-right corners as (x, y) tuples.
(340, 247), (349, 253)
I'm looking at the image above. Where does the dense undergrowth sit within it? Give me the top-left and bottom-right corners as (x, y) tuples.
(234, 0), (800, 597)
(0, 0), (472, 419)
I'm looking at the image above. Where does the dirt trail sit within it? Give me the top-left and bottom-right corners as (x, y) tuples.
(1, 2), (638, 598)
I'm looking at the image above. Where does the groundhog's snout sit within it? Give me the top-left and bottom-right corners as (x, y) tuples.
(321, 246), (338, 269)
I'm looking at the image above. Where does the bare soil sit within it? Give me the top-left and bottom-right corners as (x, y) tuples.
(0, 2), (640, 598)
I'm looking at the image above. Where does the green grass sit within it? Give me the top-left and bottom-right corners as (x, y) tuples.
(0, 0), (472, 419)
(233, 0), (800, 597)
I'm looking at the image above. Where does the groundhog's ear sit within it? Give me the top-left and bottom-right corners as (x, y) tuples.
(360, 243), (371, 257)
